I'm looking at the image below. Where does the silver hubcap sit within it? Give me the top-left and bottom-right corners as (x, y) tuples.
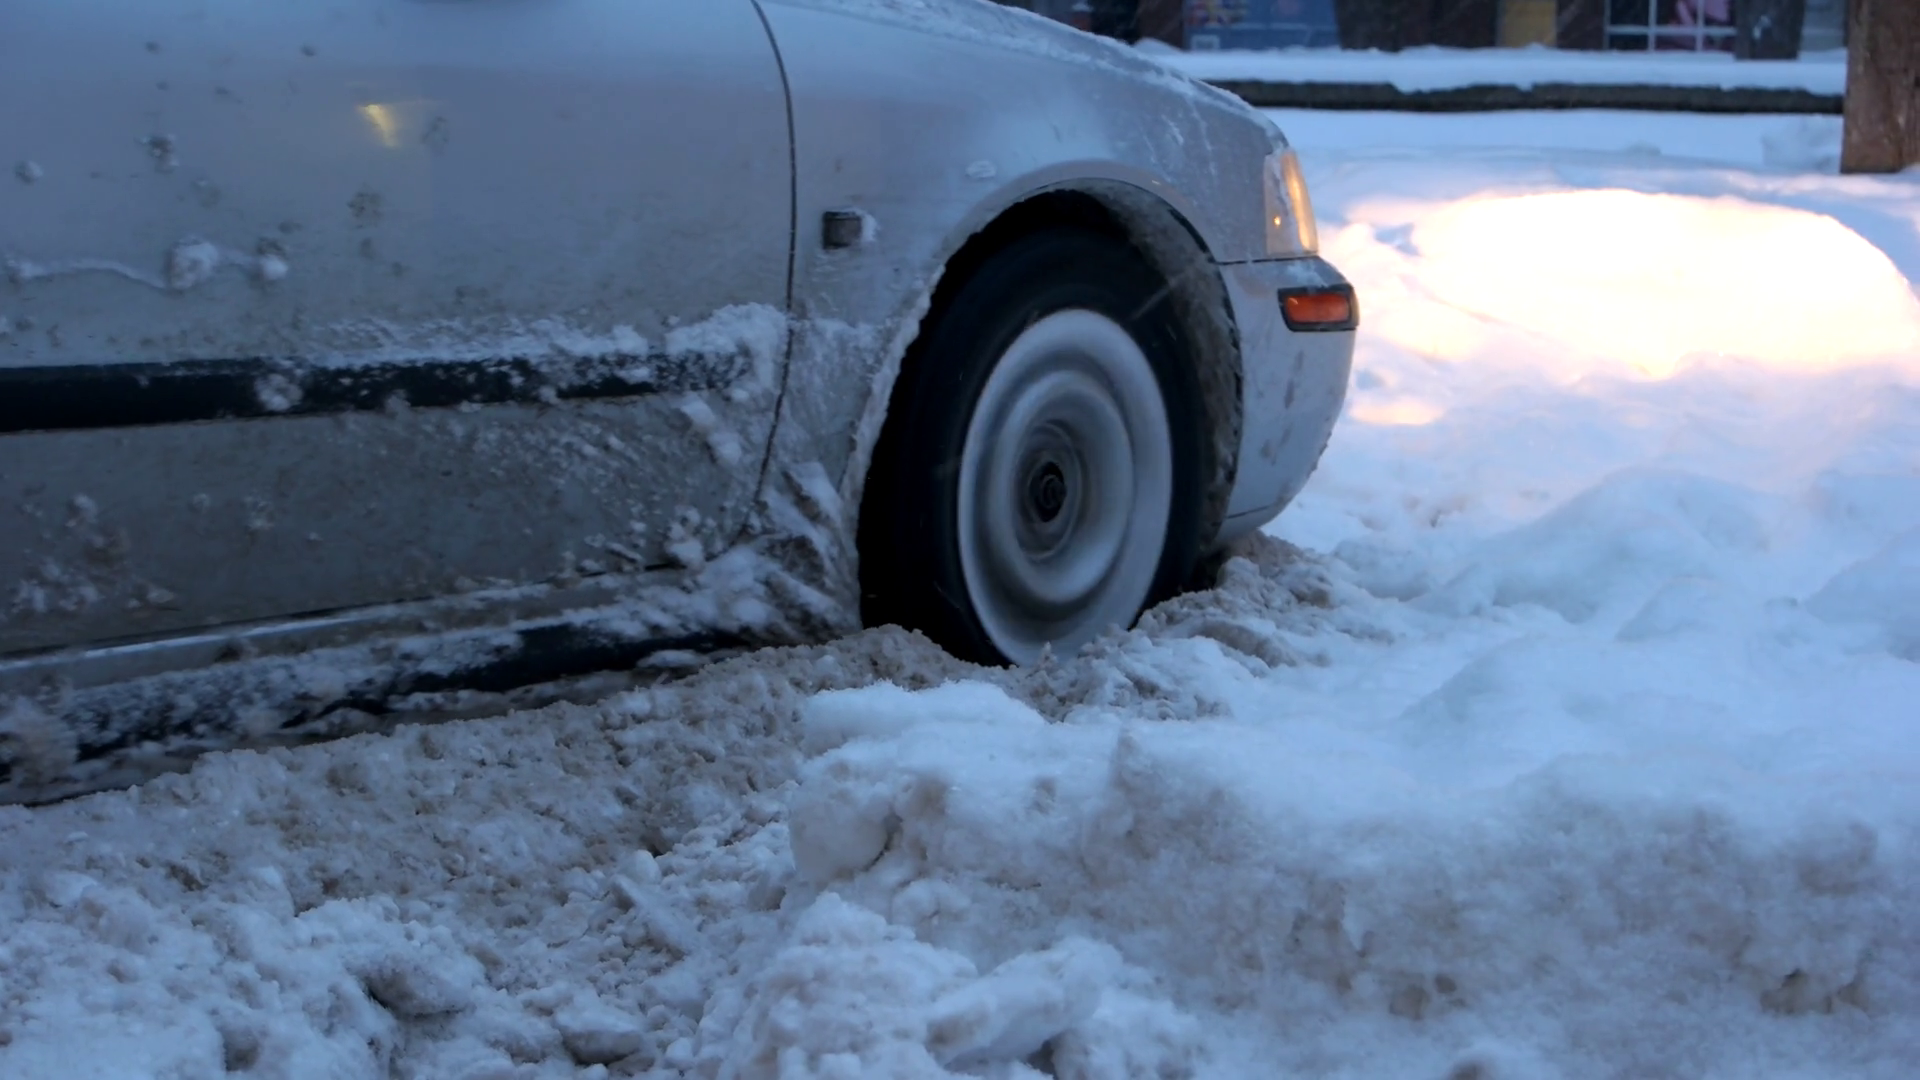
(958, 309), (1173, 663)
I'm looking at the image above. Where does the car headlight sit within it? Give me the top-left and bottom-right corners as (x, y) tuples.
(1264, 148), (1319, 258)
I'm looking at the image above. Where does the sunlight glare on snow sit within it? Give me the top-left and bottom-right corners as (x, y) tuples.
(1347, 396), (1446, 426)
(1380, 189), (1920, 380)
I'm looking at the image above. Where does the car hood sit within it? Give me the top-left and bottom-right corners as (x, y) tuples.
(776, 0), (1276, 137)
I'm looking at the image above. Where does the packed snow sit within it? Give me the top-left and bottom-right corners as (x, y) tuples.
(1156, 44), (1848, 94)
(3, 112), (1919, 1078)
(1262, 107), (1849, 171)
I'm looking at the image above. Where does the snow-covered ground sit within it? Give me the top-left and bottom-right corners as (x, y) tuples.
(1154, 43), (1848, 94)
(4, 114), (1919, 1078)
(1266, 108), (1848, 170)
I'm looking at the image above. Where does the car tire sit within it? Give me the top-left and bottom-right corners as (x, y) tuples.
(859, 228), (1206, 665)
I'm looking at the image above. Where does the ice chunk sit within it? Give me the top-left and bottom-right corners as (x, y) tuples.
(925, 938), (1116, 1068)
(787, 767), (897, 884)
(716, 894), (974, 1077)
(555, 996), (647, 1066)
(799, 680), (1042, 755)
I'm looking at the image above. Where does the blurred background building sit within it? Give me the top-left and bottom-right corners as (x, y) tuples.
(1000, 0), (1846, 56)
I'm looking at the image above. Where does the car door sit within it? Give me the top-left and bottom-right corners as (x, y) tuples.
(0, 0), (793, 656)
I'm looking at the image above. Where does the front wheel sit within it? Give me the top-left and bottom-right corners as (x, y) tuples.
(859, 229), (1205, 665)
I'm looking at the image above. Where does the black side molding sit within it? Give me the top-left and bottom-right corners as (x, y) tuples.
(0, 348), (751, 436)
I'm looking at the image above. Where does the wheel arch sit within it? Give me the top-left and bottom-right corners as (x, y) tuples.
(865, 182), (1243, 559)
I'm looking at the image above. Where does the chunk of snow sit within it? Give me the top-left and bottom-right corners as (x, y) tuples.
(786, 773), (895, 885)
(924, 938), (1117, 1068)
(716, 893), (1109, 1078)
(676, 394), (746, 469)
(663, 519), (707, 572)
(164, 238), (222, 292)
(664, 304), (785, 366)
(254, 373), (303, 413)
(799, 680), (1043, 755)
(554, 997), (646, 1066)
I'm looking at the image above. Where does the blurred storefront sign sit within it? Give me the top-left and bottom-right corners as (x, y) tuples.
(1183, 0), (1342, 49)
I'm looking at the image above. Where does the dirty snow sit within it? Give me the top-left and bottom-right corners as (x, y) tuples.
(4, 112), (1919, 1078)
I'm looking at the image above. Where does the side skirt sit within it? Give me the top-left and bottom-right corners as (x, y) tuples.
(0, 571), (754, 805)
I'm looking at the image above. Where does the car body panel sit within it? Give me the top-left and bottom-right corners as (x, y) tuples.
(759, 0), (1283, 513)
(0, 0), (792, 655)
(1216, 255), (1355, 535)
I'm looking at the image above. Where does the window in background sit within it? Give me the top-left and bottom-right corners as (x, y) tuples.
(1607, 0), (1738, 51)
(1799, 0), (1845, 51)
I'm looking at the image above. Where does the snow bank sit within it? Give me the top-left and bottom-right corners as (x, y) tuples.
(1304, 147), (1920, 439)
(0, 632), (988, 1078)
(1265, 108), (1847, 171)
(736, 135), (1920, 1076)
(1400, 189), (1920, 377)
(785, 671), (1918, 1077)
(1158, 45), (1848, 94)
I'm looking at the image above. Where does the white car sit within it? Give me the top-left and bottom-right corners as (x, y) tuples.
(0, 0), (1354, 799)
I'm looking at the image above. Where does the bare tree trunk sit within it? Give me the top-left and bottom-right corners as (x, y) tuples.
(1840, 0), (1920, 174)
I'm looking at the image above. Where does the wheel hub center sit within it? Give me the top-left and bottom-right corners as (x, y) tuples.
(1028, 461), (1068, 523)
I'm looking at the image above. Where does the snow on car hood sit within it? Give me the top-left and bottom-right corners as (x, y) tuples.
(776, 0), (1273, 132)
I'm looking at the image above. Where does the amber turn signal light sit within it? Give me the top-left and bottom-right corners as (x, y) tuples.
(1279, 286), (1358, 332)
